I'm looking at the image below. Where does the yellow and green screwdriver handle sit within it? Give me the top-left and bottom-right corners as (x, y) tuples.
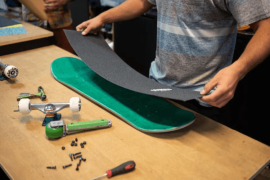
(45, 119), (112, 139)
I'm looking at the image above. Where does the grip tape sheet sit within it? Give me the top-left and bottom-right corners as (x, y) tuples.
(64, 30), (202, 101)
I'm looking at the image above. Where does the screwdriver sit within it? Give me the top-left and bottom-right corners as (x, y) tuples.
(90, 160), (136, 180)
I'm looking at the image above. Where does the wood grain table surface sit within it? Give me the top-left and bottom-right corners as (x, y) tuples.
(0, 45), (269, 180)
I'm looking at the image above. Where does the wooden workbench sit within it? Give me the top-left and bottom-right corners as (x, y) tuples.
(0, 21), (53, 55)
(0, 45), (269, 180)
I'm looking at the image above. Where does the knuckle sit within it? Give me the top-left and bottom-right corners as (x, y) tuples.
(227, 91), (234, 100)
(217, 104), (223, 108)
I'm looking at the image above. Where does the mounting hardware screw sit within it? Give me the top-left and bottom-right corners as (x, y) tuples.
(74, 143), (77, 146)
(69, 154), (73, 161)
(47, 166), (56, 169)
(74, 155), (82, 160)
(83, 141), (86, 145)
(81, 158), (86, 162)
(71, 143), (74, 146)
(62, 146), (65, 150)
(73, 152), (81, 159)
(76, 164), (79, 171)
(75, 138), (78, 142)
(78, 158), (82, 166)
(63, 164), (72, 169)
(72, 140), (75, 144)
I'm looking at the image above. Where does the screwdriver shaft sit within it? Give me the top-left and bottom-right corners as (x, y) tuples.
(89, 173), (107, 180)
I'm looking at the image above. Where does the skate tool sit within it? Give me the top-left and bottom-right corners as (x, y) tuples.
(17, 86), (47, 101)
(45, 119), (112, 139)
(16, 97), (81, 126)
(0, 58), (19, 81)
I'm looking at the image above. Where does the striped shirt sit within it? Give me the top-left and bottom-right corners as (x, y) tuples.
(148, 0), (270, 100)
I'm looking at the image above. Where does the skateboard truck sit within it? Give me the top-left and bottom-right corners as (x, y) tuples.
(0, 58), (19, 81)
(17, 86), (46, 101)
(45, 119), (112, 139)
(16, 97), (81, 126)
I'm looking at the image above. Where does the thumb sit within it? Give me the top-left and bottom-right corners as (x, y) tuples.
(201, 78), (217, 95)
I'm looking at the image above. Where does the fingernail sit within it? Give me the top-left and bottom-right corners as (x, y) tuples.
(200, 90), (205, 94)
(82, 31), (85, 35)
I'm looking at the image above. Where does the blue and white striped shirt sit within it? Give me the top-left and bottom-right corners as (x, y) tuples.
(148, 0), (270, 96)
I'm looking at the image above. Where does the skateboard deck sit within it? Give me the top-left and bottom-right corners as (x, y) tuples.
(51, 57), (196, 133)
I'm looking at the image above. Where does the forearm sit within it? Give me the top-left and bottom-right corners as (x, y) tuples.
(231, 18), (270, 80)
(99, 0), (154, 24)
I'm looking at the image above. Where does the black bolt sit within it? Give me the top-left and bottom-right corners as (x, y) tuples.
(69, 154), (73, 161)
(74, 152), (81, 156)
(83, 141), (86, 145)
(80, 143), (84, 148)
(74, 155), (82, 159)
(71, 143), (74, 146)
(62, 146), (65, 150)
(63, 164), (72, 169)
(47, 166), (56, 169)
(81, 158), (86, 162)
(75, 138), (78, 142)
(73, 152), (81, 159)
(74, 143), (77, 146)
(78, 159), (82, 166)
(72, 140), (75, 143)
(76, 164), (79, 171)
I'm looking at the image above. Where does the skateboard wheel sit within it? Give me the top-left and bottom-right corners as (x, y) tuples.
(69, 97), (81, 112)
(4, 65), (18, 79)
(19, 99), (31, 114)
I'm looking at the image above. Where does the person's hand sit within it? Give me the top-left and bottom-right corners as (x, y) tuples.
(44, 0), (69, 11)
(200, 66), (242, 108)
(76, 17), (104, 35)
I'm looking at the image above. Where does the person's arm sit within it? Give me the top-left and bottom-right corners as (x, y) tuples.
(200, 17), (270, 108)
(76, 0), (154, 35)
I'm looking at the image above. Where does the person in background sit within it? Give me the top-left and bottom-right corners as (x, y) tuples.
(22, 0), (74, 54)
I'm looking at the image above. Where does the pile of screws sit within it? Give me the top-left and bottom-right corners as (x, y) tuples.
(69, 138), (86, 148)
(80, 141), (86, 148)
(69, 152), (87, 171)
(47, 152), (87, 171)
(47, 139), (88, 171)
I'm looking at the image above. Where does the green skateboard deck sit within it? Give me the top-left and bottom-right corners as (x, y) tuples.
(51, 57), (195, 133)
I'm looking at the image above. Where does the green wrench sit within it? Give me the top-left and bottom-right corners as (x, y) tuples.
(45, 119), (112, 139)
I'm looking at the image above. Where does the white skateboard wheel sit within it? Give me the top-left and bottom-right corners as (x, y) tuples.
(4, 65), (18, 79)
(19, 99), (31, 114)
(69, 97), (81, 112)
